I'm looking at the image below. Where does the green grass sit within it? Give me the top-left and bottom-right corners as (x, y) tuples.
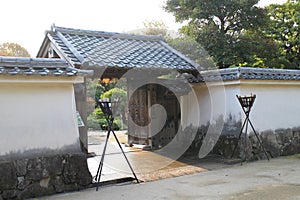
(287, 153), (300, 159)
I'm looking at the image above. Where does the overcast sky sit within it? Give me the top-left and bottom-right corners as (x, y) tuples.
(0, 0), (287, 57)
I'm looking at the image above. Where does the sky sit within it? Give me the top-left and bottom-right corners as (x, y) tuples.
(0, 0), (287, 57)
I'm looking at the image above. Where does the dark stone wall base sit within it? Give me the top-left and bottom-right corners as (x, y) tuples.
(185, 125), (300, 160)
(0, 153), (92, 199)
(212, 127), (300, 160)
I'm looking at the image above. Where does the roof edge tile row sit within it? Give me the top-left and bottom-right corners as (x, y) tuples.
(0, 57), (93, 77)
(191, 67), (300, 82)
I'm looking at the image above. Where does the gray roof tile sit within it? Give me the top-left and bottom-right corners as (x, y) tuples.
(42, 25), (198, 73)
(191, 67), (300, 82)
(0, 57), (92, 77)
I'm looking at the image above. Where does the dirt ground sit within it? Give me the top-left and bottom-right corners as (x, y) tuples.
(37, 156), (300, 200)
(85, 131), (300, 200)
(33, 131), (300, 199)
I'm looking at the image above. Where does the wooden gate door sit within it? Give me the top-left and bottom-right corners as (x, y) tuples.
(128, 85), (150, 145)
(128, 82), (180, 148)
(151, 85), (179, 148)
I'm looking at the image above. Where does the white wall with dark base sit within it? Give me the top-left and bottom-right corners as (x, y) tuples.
(0, 76), (82, 160)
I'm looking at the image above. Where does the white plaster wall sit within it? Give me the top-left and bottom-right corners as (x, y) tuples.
(184, 79), (300, 134)
(223, 84), (242, 122)
(180, 88), (200, 129)
(240, 80), (300, 131)
(0, 77), (81, 158)
(181, 82), (241, 129)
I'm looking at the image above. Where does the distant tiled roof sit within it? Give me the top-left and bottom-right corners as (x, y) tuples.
(191, 67), (300, 82)
(38, 25), (198, 73)
(0, 57), (92, 76)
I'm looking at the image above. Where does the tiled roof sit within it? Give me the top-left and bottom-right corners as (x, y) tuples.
(191, 67), (300, 82)
(38, 25), (198, 73)
(157, 78), (192, 96)
(0, 57), (92, 76)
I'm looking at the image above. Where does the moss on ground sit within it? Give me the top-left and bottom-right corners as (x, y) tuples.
(287, 153), (300, 159)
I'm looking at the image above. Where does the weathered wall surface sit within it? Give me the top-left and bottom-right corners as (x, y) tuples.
(241, 80), (300, 131)
(0, 76), (82, 160)
(0, 58), (92, 199)
(181, 82), (241, 131)
(184, 80), (300, 159)
(0, 153), (92, 199)
(0, 76), (92, 199)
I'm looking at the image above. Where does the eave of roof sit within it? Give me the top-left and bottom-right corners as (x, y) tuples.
(0, 56), (93, 77)
(38, 24), (199, 75)
(190, 67), (300, 83)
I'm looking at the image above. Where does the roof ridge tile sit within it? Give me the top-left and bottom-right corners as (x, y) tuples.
(52, 25), (164, 42)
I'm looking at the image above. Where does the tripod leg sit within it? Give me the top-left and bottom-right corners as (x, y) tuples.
(111, 130), (139, 183)
(242, 119), (249, 163)
(248, 120), (270, 161)
(95, 129), (111, 191)
(231, 116), (248, 158)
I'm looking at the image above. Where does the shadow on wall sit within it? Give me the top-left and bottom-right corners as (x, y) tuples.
(184, 115), (300, 160)
(0, 141), (81, 162)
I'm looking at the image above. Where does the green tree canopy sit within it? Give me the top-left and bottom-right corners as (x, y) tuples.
(166, 35), (216, 69)
(142, 20), (168, 36)
(236, 29), (281, 68)
(141, 20), (215, 69)
(264, 0), (300, 69)
(164, 0), (268, 68)
(0, 42), (30, 57)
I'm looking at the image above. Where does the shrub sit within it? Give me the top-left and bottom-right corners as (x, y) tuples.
(87, 108), (125, 131)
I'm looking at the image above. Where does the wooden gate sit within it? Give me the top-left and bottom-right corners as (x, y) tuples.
(128, 82), (180, 148)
